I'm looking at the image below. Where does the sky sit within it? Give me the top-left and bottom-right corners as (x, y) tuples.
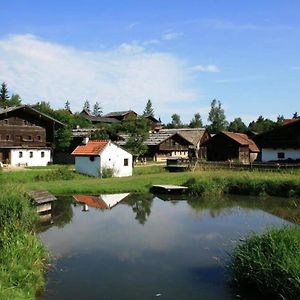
(0, 0), (299, 124)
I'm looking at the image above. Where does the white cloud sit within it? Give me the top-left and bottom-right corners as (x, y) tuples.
(162, 31), (182, 41)
(190, 64), (220, 73)
(0, 34), (196, 113)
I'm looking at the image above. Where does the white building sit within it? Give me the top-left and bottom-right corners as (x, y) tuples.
(72, 139), (133, 177)
(255, 118), (300, 162)
(10, 148), (51, 167)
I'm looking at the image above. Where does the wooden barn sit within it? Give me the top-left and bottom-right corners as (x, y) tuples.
(202, 131), (260, 164)
(0, 105), (64, 166)
(254, 118), (300, 162)
(118, 128), (210, 161)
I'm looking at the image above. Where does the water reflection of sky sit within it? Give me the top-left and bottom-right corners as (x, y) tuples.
(40, 194), (297, 300)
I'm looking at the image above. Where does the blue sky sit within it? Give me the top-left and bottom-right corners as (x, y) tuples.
(0, 0), (299, 124)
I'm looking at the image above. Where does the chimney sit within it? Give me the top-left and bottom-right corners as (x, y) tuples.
(82, 137), (89, 145)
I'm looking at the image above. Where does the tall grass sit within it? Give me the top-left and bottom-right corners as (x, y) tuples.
(0, 186), (47, 299)
(231, 226), (300, 299)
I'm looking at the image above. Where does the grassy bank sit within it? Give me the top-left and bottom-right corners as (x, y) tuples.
(0, 186), (47, 299)
(231, 226), (300, 299)
(1, 165), (300, 198)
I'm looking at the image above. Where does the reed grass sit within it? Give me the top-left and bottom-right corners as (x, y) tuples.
(0, 186), (47, 299)
(231, 226), (300, 299)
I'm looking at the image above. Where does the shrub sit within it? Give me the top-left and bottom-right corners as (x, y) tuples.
(231, 226), (300, 299)
(101, 167), (114, 178)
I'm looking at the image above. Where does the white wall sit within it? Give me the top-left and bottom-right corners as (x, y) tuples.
(261, 148), (300, 162)
(75, 156), (101, 177)
(10, 149), (51, 166)
(100, 142), (132, 177)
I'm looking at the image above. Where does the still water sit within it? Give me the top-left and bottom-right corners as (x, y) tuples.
(39, 194), (300, 300)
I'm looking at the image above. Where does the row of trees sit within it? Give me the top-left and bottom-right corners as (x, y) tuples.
(165, 99), (298, 134)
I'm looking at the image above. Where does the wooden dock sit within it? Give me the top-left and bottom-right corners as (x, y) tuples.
(27, 190), (57, 213)
(150, 184), (188, 194)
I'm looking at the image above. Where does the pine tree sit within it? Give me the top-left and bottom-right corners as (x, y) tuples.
(93, 101), (103, 116)
(8, 94), (22, 107)
(143, 99), (155, 117)
(83, 100), (90, 112)
(65, 100), (71, 111)
(0, 82), (10, 107)
(228, 117), (247, 133)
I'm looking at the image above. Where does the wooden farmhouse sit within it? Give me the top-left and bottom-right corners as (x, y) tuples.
(72, 139), (133, 177)
(102, 110), (138, 121)
(254, 118), (300, 162)
(80, 109), (121, 125)
(118, 128), (210, 161)
(0, 105), (64, 166)
(202, 131), (260, 164)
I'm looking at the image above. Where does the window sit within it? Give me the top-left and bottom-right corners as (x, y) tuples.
(6, 135), (10, 141)
(37, 135), (41, 141)
(28, 135), (32, 141)
(89, 156), (95, 161)
(41, 151), (45, 158)
(19, 151), (23, 158)
(29, 151), (33, 158)
(4, 119), (8, 125)
(23, 120), (28, 125)
(277, 152), (285, 159)
(124, 158), (129, 166)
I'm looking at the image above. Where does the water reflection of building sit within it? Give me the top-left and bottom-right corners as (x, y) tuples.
(73, 193), (130, 210)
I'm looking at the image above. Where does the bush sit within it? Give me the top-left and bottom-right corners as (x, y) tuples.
(231, 226), (300, 299)
(101, 167), (114, 178)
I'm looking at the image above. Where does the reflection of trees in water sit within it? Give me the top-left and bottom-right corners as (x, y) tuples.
(37, 197), (74, 233)
(123, 194), (154, 225)
(187, 196), (300, 224)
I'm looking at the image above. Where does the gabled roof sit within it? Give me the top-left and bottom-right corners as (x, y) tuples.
(73, 195), (109, 209)
(159, 128), (207, 146)
(103, 110), (137, 118)
(0, 105), (65, 126)
(72, 140), (109, 156)
(222, 131), (260, 152)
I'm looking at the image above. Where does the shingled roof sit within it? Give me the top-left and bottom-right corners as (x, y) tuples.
(72, 140), (109, 156)
(103, 110), (137, 118)
(222, 131), (260, 152)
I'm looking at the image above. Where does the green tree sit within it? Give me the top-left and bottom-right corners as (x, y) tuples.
(64, 100), (71, 111)
(8, 94), (22, 106)
(228, 117), (248, 133)
(0, 82), (10, 107)
(277, 115), (284, 126)
(189, 113), (203, 128)
(54, 127), (72, 151)
(248, 116), (277, 133)
(143, 99), (155, 117)
(93, 101), (103, 116)
(207, 99), (228, 134)
(33, 101), (54, 116)
(170, 113), (182, 128)
(124, 116), (150, 159)
(293, 112), (299, 119)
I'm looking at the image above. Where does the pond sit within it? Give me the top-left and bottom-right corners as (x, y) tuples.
(38, 193), (300, 300)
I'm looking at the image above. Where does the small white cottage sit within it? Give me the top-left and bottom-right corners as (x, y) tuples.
(72, 139), (132, 177)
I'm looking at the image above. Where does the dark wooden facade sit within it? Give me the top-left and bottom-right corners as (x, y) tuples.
(202, 132), (259, 164)
(0, 106), (63, 162)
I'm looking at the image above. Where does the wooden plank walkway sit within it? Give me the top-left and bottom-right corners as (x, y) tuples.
(151, 184), (188, 194)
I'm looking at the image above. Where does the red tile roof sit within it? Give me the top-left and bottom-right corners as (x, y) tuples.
(283, 118), (300, 125)
(72, 140), (109, 156)
(222, 131), (260, 152)
(73, 195), (109, 209)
